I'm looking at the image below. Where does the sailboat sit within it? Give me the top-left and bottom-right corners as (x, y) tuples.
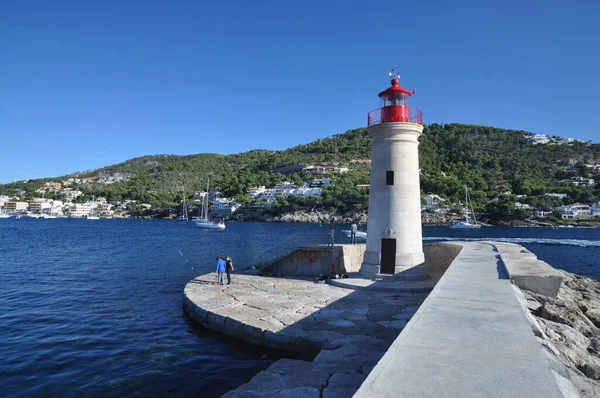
(193, 178), (225, 230)
(0, 210), (11, 219)
(176, 193), (188, 221)
(450, 185), (481, 229)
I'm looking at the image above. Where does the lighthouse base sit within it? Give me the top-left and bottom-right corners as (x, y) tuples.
(360, 250), (425, 278)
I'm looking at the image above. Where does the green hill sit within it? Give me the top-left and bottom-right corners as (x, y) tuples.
(1, 123), (599, 217)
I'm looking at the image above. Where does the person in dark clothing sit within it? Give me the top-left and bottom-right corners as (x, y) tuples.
(317, 264), (337, 283)
(225, 256), (234, 285)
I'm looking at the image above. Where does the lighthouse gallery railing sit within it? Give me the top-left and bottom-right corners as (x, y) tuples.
(367, 107), (423, 126)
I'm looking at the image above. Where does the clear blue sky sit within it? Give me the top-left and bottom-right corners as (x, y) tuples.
(1, 0), (599, 183)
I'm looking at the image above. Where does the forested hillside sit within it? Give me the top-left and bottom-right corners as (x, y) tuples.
(2, 123), (599, 216)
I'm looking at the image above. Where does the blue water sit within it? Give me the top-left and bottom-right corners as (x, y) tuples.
(1, 219), (599, 397)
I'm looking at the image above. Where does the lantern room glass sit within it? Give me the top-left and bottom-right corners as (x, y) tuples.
(382, 94), (408, 107)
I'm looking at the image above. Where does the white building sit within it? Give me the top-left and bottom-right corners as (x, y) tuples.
(513, 202), (532, 210)
(63, 188), (83, 201)
(290, 187), (323, 197)
(28, 199), (52, 214)
(310, 178), (333, 187)
(422, 194), (448, 212)
(567, 177), (595, 187)
(545, 193), (568, 200)
(527, 134), (550, 145)
(65, 203), (92, 218)
(533, 209), (553, 218)
(555, 203), (592, 220)
(246, 186), (266, 198)
(209, 198), (241, 216)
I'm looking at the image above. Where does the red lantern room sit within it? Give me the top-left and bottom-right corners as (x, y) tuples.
(368, 68), (422, 126)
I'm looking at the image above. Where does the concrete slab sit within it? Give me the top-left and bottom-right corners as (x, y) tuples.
(354, 242), (566, 398)
(329, 274), (435, 293)
(492, 242), (564, 297)
(184, 273), (431, 396)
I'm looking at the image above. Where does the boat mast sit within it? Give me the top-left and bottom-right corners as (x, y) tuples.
(468, 185), (478, 225)
(205, 178), (210, 220)
(464, 184), (470, 223)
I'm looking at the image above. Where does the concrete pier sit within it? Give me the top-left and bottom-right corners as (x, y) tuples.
(355, 242), (568, 398)
(184, 275), (430, 396)
(184, 241), (579, 397)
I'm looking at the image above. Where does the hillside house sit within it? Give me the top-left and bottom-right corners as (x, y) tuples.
(556, 203), (592, 220)
(533, 209), (553, 218)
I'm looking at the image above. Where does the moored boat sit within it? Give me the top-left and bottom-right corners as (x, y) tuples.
(449, 185), (481, 229)
(341, 230), (367, 239)
(193, 178), (226, 230)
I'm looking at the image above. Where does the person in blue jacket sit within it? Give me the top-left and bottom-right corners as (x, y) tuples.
(216, 256), (226, 285)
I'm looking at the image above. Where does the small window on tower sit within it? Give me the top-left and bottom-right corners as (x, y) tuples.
(386, 171), (394, 185)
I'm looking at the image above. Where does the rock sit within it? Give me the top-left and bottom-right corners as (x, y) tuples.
(327, 320), (356, 328)
(327, 372), (367, 388)
(538, 302), (596, 337)
(585, 309), (600, 328)
(526, 299), (542, 312)
(322, 387), (360, 398)
(515, 267), (600, 395)
(588, 336), (600, 354)
(581, 364), (600, 380)
(272, 387), (321, 398)
(222, 371), (292, 397)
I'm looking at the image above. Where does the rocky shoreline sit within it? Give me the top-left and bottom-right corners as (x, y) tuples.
(517, 270), (600, 396)
(228, 210), (600, 228)
(229, 210), (458, 226)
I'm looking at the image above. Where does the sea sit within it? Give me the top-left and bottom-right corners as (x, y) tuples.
(1, 218), (599, 397)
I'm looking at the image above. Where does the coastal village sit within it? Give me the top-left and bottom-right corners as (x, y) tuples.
(1, 157), (600, 223)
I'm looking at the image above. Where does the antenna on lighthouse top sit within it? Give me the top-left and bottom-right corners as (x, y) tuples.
(388, 65), (400, 80)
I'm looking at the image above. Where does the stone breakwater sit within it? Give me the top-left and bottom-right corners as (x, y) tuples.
(517, 270), (600, 396)
(183, 274), (429, 397)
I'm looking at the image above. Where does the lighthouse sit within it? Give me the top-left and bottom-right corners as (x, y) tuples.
(360, 68), (425, 277)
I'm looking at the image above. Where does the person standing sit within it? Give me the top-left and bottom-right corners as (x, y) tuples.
(225, 256), (234, 285)
(216, 256), (226, 285)
(350, 223), (358, 244)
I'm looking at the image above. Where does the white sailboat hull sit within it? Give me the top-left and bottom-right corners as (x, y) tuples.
(449, 222), (481, 229)
(341, 230), (367, 239)
(193, 219), (225, 229)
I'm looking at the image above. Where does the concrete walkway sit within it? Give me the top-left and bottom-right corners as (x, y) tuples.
(184, 274), (430, 396)
(355, 242), (567, 398)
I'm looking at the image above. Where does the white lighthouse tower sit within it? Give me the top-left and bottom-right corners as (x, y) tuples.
(360, 68), (425, 277)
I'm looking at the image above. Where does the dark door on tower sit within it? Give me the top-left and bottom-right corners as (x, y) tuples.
(380, 238), (396, 274)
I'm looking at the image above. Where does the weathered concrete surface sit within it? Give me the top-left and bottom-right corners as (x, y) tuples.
(330, 275), (435, 293)
(493, 242), (564, 297)
(264, 247), (333, 278)
(337, 244), (366, 274)
(355, 242), (568, 398)
(262, 242), (460, 280)
(184, 274), (429, 396)
(262, 244), (366, 278)
(422, 242), (463, 280)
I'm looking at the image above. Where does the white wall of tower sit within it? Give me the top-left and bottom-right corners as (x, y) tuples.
(360, 122), (425, 276)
